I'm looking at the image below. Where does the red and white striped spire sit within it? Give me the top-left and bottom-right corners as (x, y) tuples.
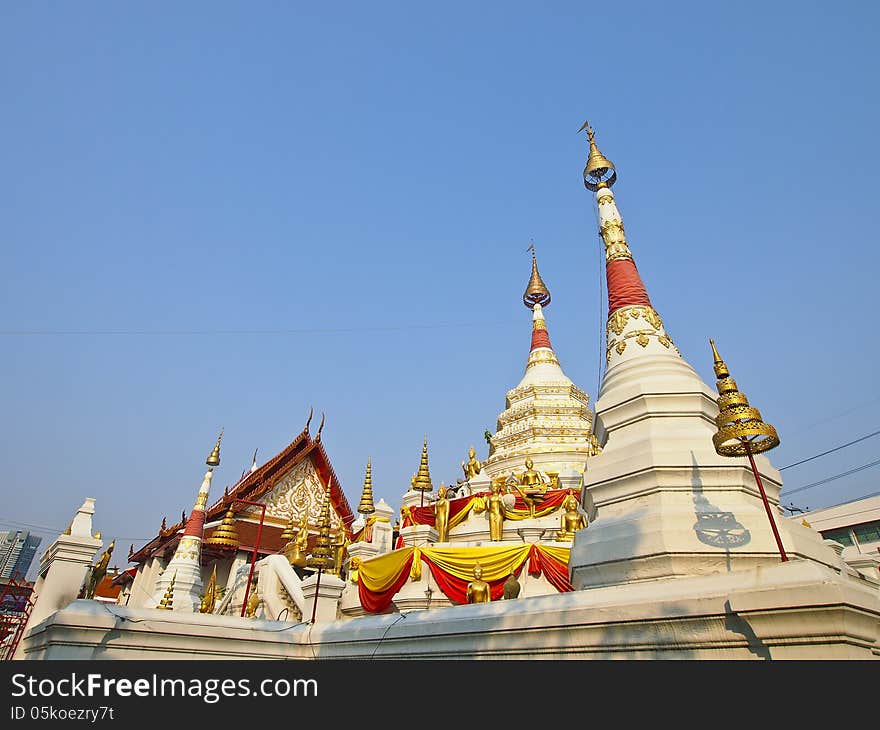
(522, 244), (564, 376)
(150, 430), (222, 612)
(580, 122), (679, 371)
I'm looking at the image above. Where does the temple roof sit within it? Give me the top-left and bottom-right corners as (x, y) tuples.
(129, 419), (354, 565)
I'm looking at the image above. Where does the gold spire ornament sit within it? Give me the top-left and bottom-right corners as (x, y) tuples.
(410, 436), (434, 508)
(206, 429), (223, 467)
(710, 339), (779, 456)
(357, 457), (376, 515)
(307, 488), (336, 572)
(307, 485), (336, 623)
(579, 120), (617, 191)
(523, 242), (551, 309)
(204, 507), (240, 551)
(156, 572), (177, 610)
(709, 339), (787, 561)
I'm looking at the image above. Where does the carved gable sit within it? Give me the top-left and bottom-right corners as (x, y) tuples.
(247, 457), (342, 530)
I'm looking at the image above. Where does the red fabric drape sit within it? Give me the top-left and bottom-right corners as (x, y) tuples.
(423, 557), (517, 604)
(606, 259), (652, 315)
(530, 546), (573, 593)
(357, 553), (414, 614)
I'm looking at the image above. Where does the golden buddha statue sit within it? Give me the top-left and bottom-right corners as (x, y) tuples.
(331, 530), (349, 577)
(556, 491), (587, 541)
(285, 513), (310, 568)
(502, 572), (521, 600)
(433, 484), (451, 542)
(519, 457), (546, 490)
(515, 458), (548, 518)
(487, 481), (506, 541)
(461, 446), (482, 481)
(466, 562), (491, 604)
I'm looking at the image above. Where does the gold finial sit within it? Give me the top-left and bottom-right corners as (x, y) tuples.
(357, 457), (376, 515)
(305, 406), (313, 433)
(410, 436), (433, 492)
(307, 486), (336, 570)
(156, 571), (177, 610)
(579, 120), (617, 191)
(316, 412), (325, 439)
(710, 339), (779, 457)
(206, 429), (223, 467)
(523, 241), (551, 309)
(204, 507), (240, 551)
(709, 338), (729, 379)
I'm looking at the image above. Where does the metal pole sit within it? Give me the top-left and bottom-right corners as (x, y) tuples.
(234, 499), (267, 617)
(743, 440), (788, 562)
(310, 568), (323, 624)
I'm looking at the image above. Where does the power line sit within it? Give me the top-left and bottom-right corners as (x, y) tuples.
(780, 457), (880, 497)
(0, 320), (520, 337)
(779, 428), (880, 470)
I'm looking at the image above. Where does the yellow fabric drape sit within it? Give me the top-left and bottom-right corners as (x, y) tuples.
(357, 544), (573, 594)
(358, 546), (415, 592)
(535, 544), (571, 566)
(420, 545), (531, 582)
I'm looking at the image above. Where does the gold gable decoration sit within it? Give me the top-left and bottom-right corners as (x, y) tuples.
(244, 458), (342, 530)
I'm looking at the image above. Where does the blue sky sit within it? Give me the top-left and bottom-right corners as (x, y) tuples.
(2, 2), (879, 571)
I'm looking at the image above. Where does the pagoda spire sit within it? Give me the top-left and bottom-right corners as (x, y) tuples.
(580, 123), (678, 371)
(518, 246), (563, 374)
(410, 436), (433, 494)
(150, 430), (222, 612)
(357, 457), (376, 515)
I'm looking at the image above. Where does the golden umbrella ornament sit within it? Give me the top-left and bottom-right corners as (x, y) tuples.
(709, 339), (787, 561)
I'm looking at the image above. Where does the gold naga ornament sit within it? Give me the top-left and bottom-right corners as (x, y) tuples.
(709, 339), (787, 561)
(199, 564), (218, 614)
(156, 572), (177, 610)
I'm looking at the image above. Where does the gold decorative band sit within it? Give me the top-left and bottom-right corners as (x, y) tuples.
(606, 329), (679, 362)
(606, 305), (664, 337)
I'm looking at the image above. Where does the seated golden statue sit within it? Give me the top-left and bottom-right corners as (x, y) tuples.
(466, 562), (491, 604)
(461, 446), (482, 481)
(515, 458), (548, 518)
(556, 491), (587, 541)
(519, 457), (547, 492)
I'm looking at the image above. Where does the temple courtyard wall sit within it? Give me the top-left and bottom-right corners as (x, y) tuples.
(20, 559), (880, 660)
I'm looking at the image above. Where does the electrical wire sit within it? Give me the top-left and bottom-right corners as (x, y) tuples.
(778, 428), (880, 470)
(780, 457), (880, 497)
(0, 320), (519, 337)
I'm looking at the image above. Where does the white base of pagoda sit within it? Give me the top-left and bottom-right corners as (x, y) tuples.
(21, 560), (880, 659)
(150, 557), (204, 613)
(570, 353), (844, 589)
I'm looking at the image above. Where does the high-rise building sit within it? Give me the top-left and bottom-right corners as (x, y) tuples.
(0, 530), (43, 580)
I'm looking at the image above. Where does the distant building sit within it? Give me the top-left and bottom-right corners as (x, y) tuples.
(795, 494), (880, 581)
(0, 531), (42, 580)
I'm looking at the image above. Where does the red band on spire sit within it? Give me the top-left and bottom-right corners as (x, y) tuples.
(606, 259), (652, 315)
(530, 326), (552, 351)
(183, 509), (206, 537)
